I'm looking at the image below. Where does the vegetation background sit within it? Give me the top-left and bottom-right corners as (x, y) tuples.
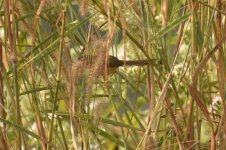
(0, 0), (226, 149)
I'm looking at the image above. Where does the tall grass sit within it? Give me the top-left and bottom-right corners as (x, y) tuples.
(0, 0), (226, 149)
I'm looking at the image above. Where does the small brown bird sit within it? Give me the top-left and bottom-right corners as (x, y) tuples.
(78, 55), (151, 75)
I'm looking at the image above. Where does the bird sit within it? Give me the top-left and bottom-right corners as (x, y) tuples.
(78, 55), (151, 76)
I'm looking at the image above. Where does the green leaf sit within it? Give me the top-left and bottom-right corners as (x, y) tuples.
(158, 13), (191, 37)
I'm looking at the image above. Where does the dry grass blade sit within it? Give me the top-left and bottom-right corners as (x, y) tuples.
(191, 35), (226, 85)
(32, 0), (46, 43)
(189, 34), (226, 150)
(0, 126), (8, 150)
(141, 70), (184, 149)
(189, 86), (212, 122)
(164, 97), (184, 149)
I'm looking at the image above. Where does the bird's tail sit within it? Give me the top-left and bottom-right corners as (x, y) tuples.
(122, 60), (149, 66)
